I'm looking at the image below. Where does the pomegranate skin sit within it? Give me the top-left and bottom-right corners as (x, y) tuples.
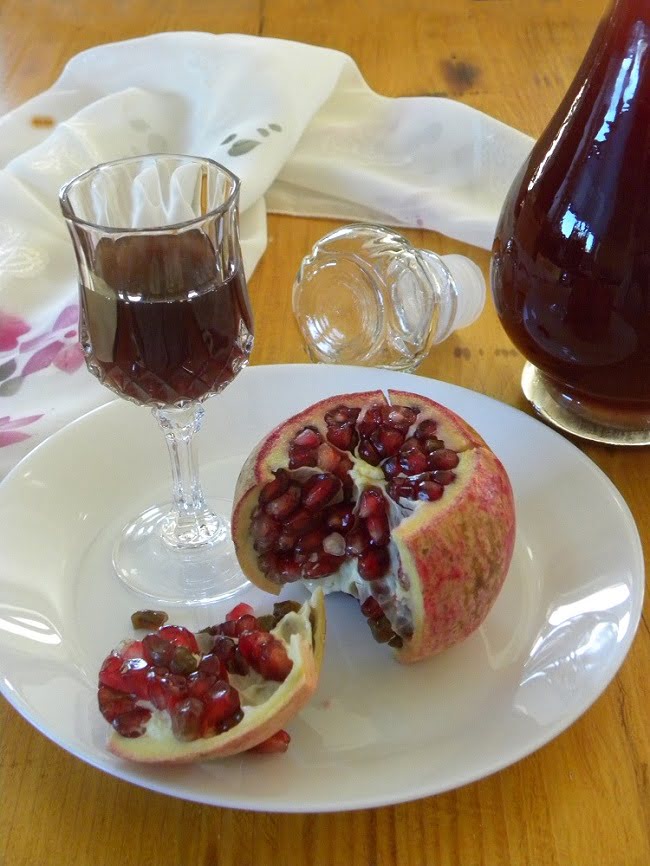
(107, 591), (326, 764)
(231, 390), (516, 663)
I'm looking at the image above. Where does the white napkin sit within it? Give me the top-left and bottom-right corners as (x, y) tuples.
(0, 32), (533, 478)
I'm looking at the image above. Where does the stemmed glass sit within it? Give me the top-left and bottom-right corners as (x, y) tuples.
(60, 154), (254, 605)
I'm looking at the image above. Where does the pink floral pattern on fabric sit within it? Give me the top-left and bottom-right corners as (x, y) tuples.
(0, 302), (85, 447)
(0, 413), (43, 448)
(0, 302), (84, 400)
(0, 312), (30, 351)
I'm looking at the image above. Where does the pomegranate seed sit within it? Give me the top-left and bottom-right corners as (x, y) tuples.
(302, 473), (341, 511)
(227, 647), (250, 675)
(210, 635), (237, 664)
(375, 426), (406, 456)
(118, 657), (150, 699)
(198, 652), (226, 678)
(276, 554), (303, 581)
(388, 478), (416, 501)
(382, 456), (401, 479)
(368, 615), (396, 643)
(357, 438), (381, 466)
(427, 448), (460, 470)
(216, 619), (239, 638)
(432, 469), (456, 485)
(252, 512), (281, 553)
(277, 530), (298, 551)
(416, 480), (444, 501)
(130, 609), (168, 630)
(272, 600), (302, 621)
(336, 453), (354, 477)
(142, 633), (175, 667)
(288, 447), (318, 469)
(399, 447), (429, 475)
(157, 625), (199, 654)
(187, 670), (219, 700)
(169, 645), (199, 676)
(302, 552), (342, 578)
(325, 423), (358, 452)
(358, 547), (390, 581)
(112, 707), (151, 738)
(147, 669), (188, 710)
(414, 419), (438, 439)
(97, 686), (137, 723)
(323, 532), (346, 557)
(258, 469), (290, 505)
(170, 697), (204, 742)
(325, 405), (360, 425)
(238, 631), (294, 681)
(358, 487), (386, 518)
(121, 640), (145, 660)
(292, 426), (322, 449)
(325, 502), (355, 533)
(226, 602), (255, 622)
(249, 730), (291, 754)
(99, 654), (123, 688)
(295, 527), (328, 555)
(357, 405), (383, 435)
(264, 483), (302, 520)
(317, 442), (342, 472)
(345, 521), (371, 555)
(421, 436), (445, 453)
(360, 596), (384, 620)
(201, 681), (242, 737)
(366, 512), (391, 547)
(386, 405), (419, 430)
(232, 614), (259, 636)
(285, 508), (320, 536)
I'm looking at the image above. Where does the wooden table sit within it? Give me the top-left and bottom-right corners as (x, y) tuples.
(1, 1), (648, 864)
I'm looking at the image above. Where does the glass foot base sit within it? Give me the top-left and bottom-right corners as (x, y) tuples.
(521, 362), (650, 446)
(112, 497), (248, 606)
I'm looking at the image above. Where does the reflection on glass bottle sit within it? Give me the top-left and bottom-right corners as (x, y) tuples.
(491, 0), (650, 444)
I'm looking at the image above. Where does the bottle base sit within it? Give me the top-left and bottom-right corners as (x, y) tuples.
(521, 363), (650, 446)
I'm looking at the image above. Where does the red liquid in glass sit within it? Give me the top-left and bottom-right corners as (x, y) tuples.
(80, 231), (253, 406)
(492, 0), (650, 414)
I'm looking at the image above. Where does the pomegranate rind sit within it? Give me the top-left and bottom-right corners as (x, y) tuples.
(107, 590), (325, 764)
(391, 444), (515, 662)
(232, 390), (516, 663)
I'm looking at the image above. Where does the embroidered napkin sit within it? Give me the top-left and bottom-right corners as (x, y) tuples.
(0, 32), (533, 477)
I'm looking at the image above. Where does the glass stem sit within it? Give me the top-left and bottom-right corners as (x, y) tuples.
(154, 403), (222, 548)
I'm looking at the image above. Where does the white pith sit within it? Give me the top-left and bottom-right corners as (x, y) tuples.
(109, 594), (320, 760)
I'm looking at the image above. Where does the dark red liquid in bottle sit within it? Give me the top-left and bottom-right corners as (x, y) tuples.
(80, 231), (254, 406)
(492, 0), (650, 420)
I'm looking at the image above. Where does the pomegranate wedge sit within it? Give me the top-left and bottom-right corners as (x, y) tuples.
(99, 591), (325, 763)
(232, 390), (515, 663)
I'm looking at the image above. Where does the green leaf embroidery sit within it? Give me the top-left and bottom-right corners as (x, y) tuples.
(220, 133), (237, 145)
(258, 128), (270, 137)
(228, 139), (261, 157)
(269, 123), (282, 132)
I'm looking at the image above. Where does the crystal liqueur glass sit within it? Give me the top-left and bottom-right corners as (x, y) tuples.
(60, 154), (254, 604)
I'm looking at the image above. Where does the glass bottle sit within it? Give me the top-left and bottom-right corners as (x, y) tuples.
(293, 224), (486, 372)
(491, 0), (650, 445)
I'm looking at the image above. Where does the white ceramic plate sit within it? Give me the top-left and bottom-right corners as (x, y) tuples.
(0, 364), (644, 812)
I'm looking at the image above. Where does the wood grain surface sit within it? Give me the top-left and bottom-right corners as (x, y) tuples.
(1, 1), (649, 864)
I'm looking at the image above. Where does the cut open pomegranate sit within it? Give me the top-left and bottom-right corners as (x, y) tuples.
(98, 590), (325, 763)
(232, 390), (516, 662)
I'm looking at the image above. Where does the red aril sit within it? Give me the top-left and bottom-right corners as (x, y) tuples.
(98, 591), (325, 763)
(232, 390), (516, 662)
